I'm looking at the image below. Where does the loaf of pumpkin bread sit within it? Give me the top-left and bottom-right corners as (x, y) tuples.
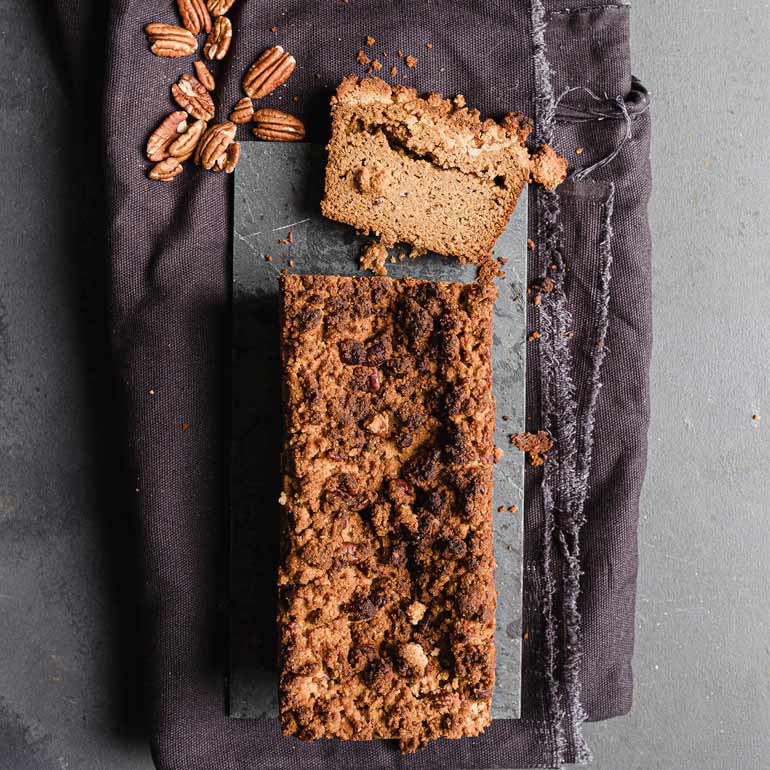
(278, 273), (497, 752)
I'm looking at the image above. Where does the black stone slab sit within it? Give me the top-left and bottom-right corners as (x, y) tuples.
(229, 142), (527, 720)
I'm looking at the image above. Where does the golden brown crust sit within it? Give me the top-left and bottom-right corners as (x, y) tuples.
(278, 273), (497, 752)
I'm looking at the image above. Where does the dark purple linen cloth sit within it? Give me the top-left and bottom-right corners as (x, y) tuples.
(52, 1), (651, 767)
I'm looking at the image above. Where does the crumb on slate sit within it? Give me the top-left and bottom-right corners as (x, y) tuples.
(359, 240), (389, 275)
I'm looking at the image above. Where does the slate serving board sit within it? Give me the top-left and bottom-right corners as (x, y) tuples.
(229, 142), (527, 720)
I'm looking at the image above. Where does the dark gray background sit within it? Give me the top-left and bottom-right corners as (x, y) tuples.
(1, 1), (768, 769)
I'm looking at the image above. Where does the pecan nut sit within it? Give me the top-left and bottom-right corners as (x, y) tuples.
(193, 60), (215, 91)
(168, 118), (207, 161)
(207, 0), (235, 14)
(194, 121), (236, 169)
(144, 23), (198, 58)
(251, 109), (305, 142)
(177, 0), (211, 35)
(171, 73), (216, 121)
(146, 111), (188, 161)
(229, 97), (254, 124)
(242, 46), (296, 99)
(203, 15), (232, 61)
(222, 141), (240, 173)
(148, 157), (184, 181)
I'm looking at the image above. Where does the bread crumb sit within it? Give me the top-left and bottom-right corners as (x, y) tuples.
(149, 388), (155, 396)
(365, 412), (390, 434)
(497, 506), (505, 513)
(366, 35), (376, 46)
(575, 146), (584, 154)
(181, 422), (190, 432)
(278, 491), (288, 506)
(530, 144), (568, 190)
(533, 293), (541, 306)
(360, 241), (389, 275)
(278, 230), (294, 245)
(400, 642), (429, 675)
(493, 446), (503, 463)
(508, 505), (518, 513)
(405, 55), (417, 68)
(270, 25), (278, 33)
(369, 59), (383, 72)
(292, 95), (300, 104)
(501, 415), (509, 421)
(529, 331), (540, 341)
(289, 259), (295, 267)
(390, 65), (398, 77)
(510, 431), (553, 467)
(264, 254), (273, 262)
(406, 602), (427, 625)
(527, 238), (535, 251)
(356, 50), (371, 66)
(397, 49), (404, 57)
(426, 42), (433, 49)
(752, 414), (761, 421)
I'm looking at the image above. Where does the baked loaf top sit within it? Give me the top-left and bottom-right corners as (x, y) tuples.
(321, 76), (566, 262)
(278, 273), (497, 752)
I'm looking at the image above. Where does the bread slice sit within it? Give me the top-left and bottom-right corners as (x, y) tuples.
(321, 75), (565, 263)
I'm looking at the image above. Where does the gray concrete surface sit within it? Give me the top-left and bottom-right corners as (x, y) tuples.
(0, 1), (768, 769)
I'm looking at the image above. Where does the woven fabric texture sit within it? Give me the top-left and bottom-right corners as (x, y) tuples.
(47, 1), (652, 768)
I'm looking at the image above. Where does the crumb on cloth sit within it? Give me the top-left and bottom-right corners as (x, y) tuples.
(510, 430), (553, 467)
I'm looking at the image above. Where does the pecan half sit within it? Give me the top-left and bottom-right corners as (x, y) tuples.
(207, 0), (235, 14)
(193, 60), (215, 91)
(167, 118), (207, 161)
(229, 97), (254, 124)
(252, 109), (305, 141)
(148, 157), (184, 181)
(194, 121), (236, 169)
(177, 0), (211, 35)
(242, 46), (296, 99)
(211, 141), (239, 173)
(222, 141), (240, 173)
(144, 23), (198, 58)
(146, 111), (188, 162)
(203, 15), (232, 61)
(171, 73), (216, 121)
